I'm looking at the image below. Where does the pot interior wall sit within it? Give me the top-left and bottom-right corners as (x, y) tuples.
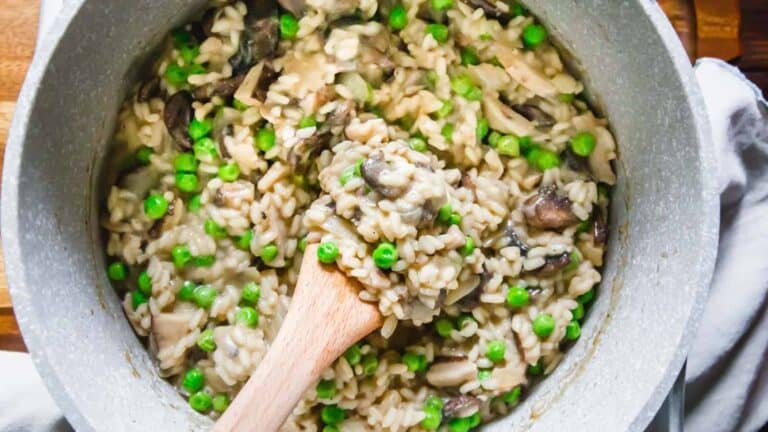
(2, 1), (716, 431)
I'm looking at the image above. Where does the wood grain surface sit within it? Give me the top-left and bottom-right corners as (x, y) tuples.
(0, 0), (766, 352)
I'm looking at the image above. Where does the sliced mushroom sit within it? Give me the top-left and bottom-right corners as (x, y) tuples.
(191, 8), (217, 40)
(163, 91), (193, 150)
(148, 198), (182, 239)
(234, 61), (279, 106)
(327, 100), (356, 131)
(288, 131), (333, 173)
(151, 312), (193, 353)
(523, 186), (579, 230)
(561, 147), (589, 173)
(137, 77), (161, 102)
(591, 208), (607, 245)
(495, 46), (558, 98)
(360, 153), (407, 199)
(400, 195), (444, 229)
(254, 62), (280, 101)
(443, 395), (482, 419)
(230, 17), (280, 75)
(532, 252), (571, 276)
(456, 268), (488, 312)
(510, 103), (555, 129)
(426, 358), (478, 387)
(461, 0), (510, 20)
(503, 221), (529, 256)
(483, 96), (535, 137)
(277, 0), (306, 16)
(193, 74), (246, 101)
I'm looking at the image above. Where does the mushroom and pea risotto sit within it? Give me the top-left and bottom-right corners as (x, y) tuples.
(103, 0), (616, 429)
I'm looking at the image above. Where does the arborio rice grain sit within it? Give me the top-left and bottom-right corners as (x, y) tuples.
(103, 0), (615, 429)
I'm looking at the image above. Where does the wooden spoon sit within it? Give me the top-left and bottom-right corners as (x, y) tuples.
(213, 243), (383, 432)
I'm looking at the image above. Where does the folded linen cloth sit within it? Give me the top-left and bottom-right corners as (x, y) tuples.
(0, 59), (765, 431)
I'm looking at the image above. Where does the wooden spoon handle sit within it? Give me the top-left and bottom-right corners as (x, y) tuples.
(214, 244), (382, 432)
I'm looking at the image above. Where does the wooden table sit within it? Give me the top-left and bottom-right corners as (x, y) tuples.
(0, 1), (766, 352)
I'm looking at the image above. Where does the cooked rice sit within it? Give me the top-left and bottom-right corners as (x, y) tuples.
(103, 0), (615, 429)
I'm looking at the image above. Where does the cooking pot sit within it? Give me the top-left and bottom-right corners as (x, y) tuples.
(1, 0), (719, 430)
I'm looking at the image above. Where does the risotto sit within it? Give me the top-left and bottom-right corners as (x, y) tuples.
(103, 0), (616, 429)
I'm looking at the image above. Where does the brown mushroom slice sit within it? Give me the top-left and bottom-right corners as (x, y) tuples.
(137, 77), (161, 102)
(151, 311), (194, 354)
(163, 91), (193, 150)
(193, 74), (247, 101)
(288, 131), (333, 173)
(495, 46), (558, 98)
(510, 103), (555, 129)
(523, 186), (579, 230)
(360, 153), (408, 199)
(533, 252), (571, 276)
(591, 208), (607, 245)
(461, 0), (510, 20)
(443, 395), (482, 419)
(503, 220), (530, 255)
(277, 0), (306, 16)
(233, 61), (276, 107)
(482, 96), (535, 137)
(426, 358), (478, 387)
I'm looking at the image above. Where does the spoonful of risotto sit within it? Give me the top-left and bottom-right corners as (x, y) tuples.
(214, 243), (383, 432)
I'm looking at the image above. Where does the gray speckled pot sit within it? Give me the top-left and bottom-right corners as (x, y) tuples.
(1, 1), (718, 431)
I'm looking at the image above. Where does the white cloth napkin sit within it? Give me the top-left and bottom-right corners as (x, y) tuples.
(0, 60), (765, 432)
(684, 59), (768, 432)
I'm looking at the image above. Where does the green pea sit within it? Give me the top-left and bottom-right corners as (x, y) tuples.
(178, 281), (196, 301)
(449, 212), (462, 226)
(436, 99), (453, 118)
(448, 416), (471, 432)
(421, 409), (442, 430)
(502, 386), (522, 405)
(409, 137), (428, 152)
(241, 282), (261, 304)
(425, 395), (443, 411)
(137, 270), (152, 296)
(477, 369), (492, 381)
(476, 118), (489, 141)
(136, 146), (153, 165)
(372, 242), (398, 270)
(317, 241), (339, 264)
(526, 146), (560, 171)
(506, 285), (529, 308)
(144, 193), (169, 220)
(292, 174), (308, 189)
(486, 340), (506, 363)
(576, 219), (591, 233)
(255, 126), (277, 152)
(316, 379), (336, 400)
(459, 236), (475, 257)
(260, 244), (278, 263)
(171, 29), (194, 49)
(460, 47), (480, 65)
(598, 183), (611, 199)
(403, 352), (428, 372)
(182, 367), (205, 392)
(467, 412), (481, 428)
(212, 394), (230, 413)
(188, 194), (202, 213)
(131, 290), (148, 309)
(464, 86), (482, 101)
(441, 123), (454, 141)
(527, 361), (544, 376)
(398, 114), (415, 131)
(565, 251), (581, 272)
(194, 255), (215, 267)
(435, 317), (454, 337)
(320, 405), (346, 425)
(218, 162), (240, 182)
(558, 93), (575, 103)
(186, 63), (206, 76)
(532, 313), (555, 338)
(188, 118), (213, 141)
(297, 236), (308, 252)
(450, 74), (474, 96)
(189, 391), (213, 413)
(296, 115), (316, 130)
(344, 344), (362, 365)
(235, 306), (259, 327)
(426, 23), (449, 43)
(437, 204), (453, 223)
(522, 23), (547, 48)
(578, 288), (595, 304)
(193, 284), (217, 309)
(570, 131), (596, 156)
(565, 320), (581, 341)
(361, 354), (379, 376)
(175, 172), (199, 193)
(164, 63), (188, 87)
(171, 245), (192, 268)
(174, 152), (199, 173)
(204, 219), (227, 239)
(339, 164), (359, 186)
(279, 13), (299, 39)
(107, 262), (127, 281)
(388, 4), (408, 30)
(232, 98), (249, 111)
(430, 0), (453, 10)
(497, 135), (520, 157)
(323, 426), (340, 432)
(511, 2), (527, 16)
(456, 314), (475, 329)
(193, 137), (219, 162)
(426, 70), (438, 91)
(519, 136), (533, 154)
(488, 131), (502, 147)
(197, 328), (216, 352)
(571, 303), (585, 321)
(236, 229), (253, 251)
